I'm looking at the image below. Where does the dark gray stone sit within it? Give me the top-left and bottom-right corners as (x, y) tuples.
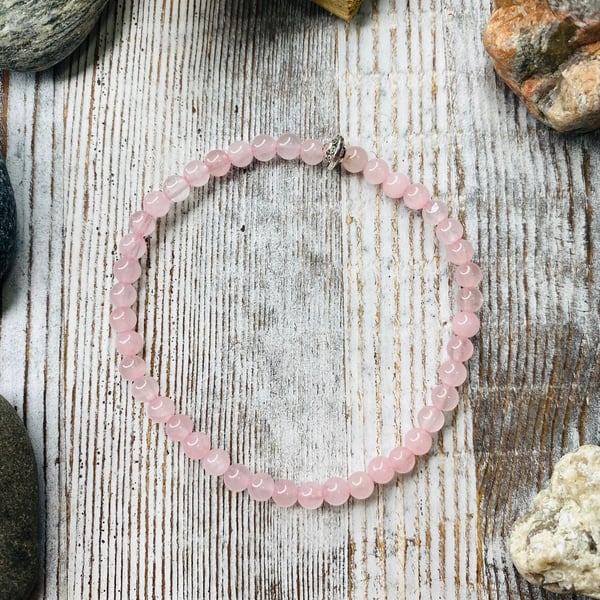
(0, 395), (40, 600)
(0, 157), (16, 284)
(0, 0), (109, 71)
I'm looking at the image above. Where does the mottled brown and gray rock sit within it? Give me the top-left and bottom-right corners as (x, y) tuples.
(0, 156), (16, 284)
(0, 395), (40, 600)
(510, 445), (600, 598)
(0, 0), (109, 71)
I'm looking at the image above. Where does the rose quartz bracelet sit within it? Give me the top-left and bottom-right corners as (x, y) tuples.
(110, 134), (482, 509)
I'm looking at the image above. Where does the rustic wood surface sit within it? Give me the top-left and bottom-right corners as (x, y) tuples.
(0, 0), (598, 598)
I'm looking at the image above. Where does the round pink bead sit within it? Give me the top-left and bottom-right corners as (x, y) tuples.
(404, 183), (431, 210)
(130, 211), (156, 237)
(165, 414), (194, 442)
(202, 449), (231, 476)
(146, 396), (174, 422)
(272, 480), (298, 507)
(363, 158), (389, 185)
(131, 376), (159, 403)
(341, 146), (368, 173)
(388, 447), (416, 474)
(113, 257), (141, 284)
(422, 199), (449, 225)
(431, 384), (459, 412)
(382, 171), (409, 198)
(276, 133), (301, 160)
(223, 464), (251, 492)
(143, 191), (171, 218)
(447, 239), (474, 266)
(110, 282), (137, 308)
(404, 428), (433, 456)
(347, 471), (374, 500)
(247, 473), (275, 502)
(436, 218), (464, 245)
(323, 477), (350, 506)
(182, 431), (211, 460)
(300, 139), (324, 165)
(452, 311), (480, 337)
(119, 233), (146, 259)
(205, 150), (231, 177)
(119, 356), (146, 382)
(367, 456), (395, 484)
(458, 288), (484, 313)
(417, 405), (446, 433)
(297, 482), (323, 509)
(183, 160), (210, 187)
(251, 135), (277, 162)
(163, 175), (190, 203)
(115, 330), (144, 356)
(227, 141), (254, 168)
(455, 262), (482, 288)
(447, 335), (474, 362)
(109, 307), (137, 332)
(439, 360), (468, 386)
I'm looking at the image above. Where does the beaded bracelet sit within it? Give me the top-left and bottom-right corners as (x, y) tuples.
(109, 133), (482, 509)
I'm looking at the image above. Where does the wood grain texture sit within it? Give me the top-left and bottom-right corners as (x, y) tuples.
(0, 0), (598, 599)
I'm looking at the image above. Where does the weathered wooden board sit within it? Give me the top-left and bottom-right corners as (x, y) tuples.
(0, 0), (598, 598)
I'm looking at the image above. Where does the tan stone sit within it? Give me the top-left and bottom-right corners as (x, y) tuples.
(311, 0), (364, 20)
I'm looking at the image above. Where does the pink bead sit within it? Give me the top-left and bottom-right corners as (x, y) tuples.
(113, 258), (141, 284)
(130, 211), (156, 237)
(447, 239), (474, 266)
(276, 133), (301, 160)
(223, 464), (251, 492)
(183, 160), (210, 187)
(452, 311), (480, 337)
(131, 376), (159, 403)
(227, 141), (254, 168)
(110, 282), (137, 307)
(347, 471), (374, 500)
(251, 135), (277, 162)
(447, 335), (474, 361)
(163, 175), (190, 203)
(109, 307), (137, 332)
(341, 146), (368, 173)
(422, 199), (449, 225)
(182, 431), (211, 460)
(439, 360), (468, 386)
(115, 330), (144, 356)
(388, 447), (416, 474)
(202, 449), (231, 476)
(455, 262), (482, 288)
(417, 405), (446, 432)
(436, 218), (464, 245)
(165, 414), (194, 441)
(404, 183), (431, 210)
(323, 477), (350, 506)
(247, 473), (275, 502)
(382, 171), (409, 198)
(300, 139), (324, 165)
(458, 288), (484, 313)
(119, 356), (147, 382)
(145, 396), (174, 422)
(297, 482), (323, 509)
(143, 191), (171, 218)
(367, 456), (395, 484)
(205, 150), (231, 177)
(431, 384), (459, 412)
(404, 428), (433, 456)
(119, 233), (146, 259)
(272, 480), (298, 507)
(363, 158), (389, 185)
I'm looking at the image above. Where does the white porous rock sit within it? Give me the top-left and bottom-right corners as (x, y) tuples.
(510, 445), (600, 598)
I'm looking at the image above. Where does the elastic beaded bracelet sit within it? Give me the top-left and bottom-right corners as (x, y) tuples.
(109, 133), (482, 509)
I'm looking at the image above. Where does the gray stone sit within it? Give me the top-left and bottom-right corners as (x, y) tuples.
(0, 395), (40, 600)
(0, 0), (109, 71)
(0, 156), (16, 284)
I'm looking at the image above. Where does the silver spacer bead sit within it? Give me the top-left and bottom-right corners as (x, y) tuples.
(324, 135), (346, 171)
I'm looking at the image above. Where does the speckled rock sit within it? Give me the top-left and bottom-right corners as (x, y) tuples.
(0, 0), (109, 71)
(0, 156), (16, 283)
(510, 445), (600, 597)
(0, 395), (40, 600)
(484, 0), (600, 132)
